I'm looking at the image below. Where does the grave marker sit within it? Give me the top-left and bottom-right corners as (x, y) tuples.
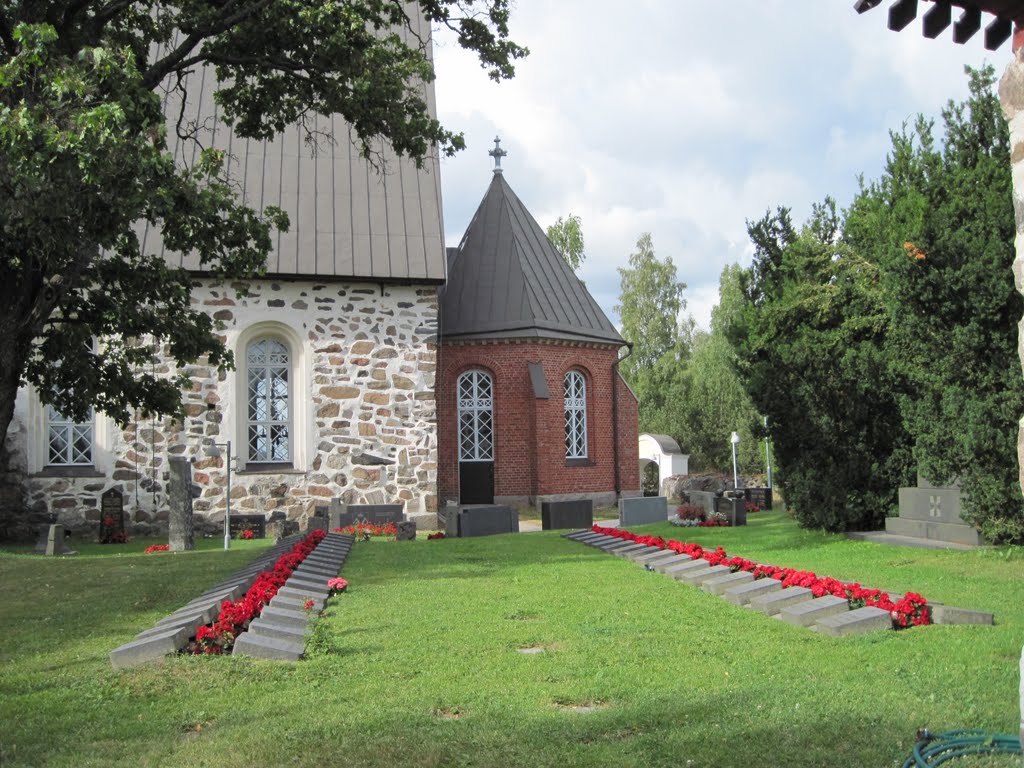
(99, 488), (126, 543)
(618, 496), (668, 526)
(167, 458), (194, 551)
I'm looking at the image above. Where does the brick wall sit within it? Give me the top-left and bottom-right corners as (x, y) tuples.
(438, 340), (640, 504)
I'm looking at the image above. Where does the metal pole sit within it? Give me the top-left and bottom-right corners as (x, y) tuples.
(764, 416), (773, 489)
(730, 432), (740, 489)
(223, 440), (232, 550)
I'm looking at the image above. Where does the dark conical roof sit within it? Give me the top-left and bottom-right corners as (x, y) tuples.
(441, 173), (625, 345)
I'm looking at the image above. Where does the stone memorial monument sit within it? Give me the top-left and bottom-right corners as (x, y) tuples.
(167, 457), (195, 551)
(889, 475), (981, 546)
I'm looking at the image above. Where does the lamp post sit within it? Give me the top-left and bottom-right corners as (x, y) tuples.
(209, 440), (233, 550)
(730, 431), (741, 489)
(763, 416), (773, 489)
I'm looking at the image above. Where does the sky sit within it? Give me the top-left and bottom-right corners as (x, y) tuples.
(430, 0), (1004, 332)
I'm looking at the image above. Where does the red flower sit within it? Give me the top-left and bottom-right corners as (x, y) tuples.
(304, 599), (315, 611)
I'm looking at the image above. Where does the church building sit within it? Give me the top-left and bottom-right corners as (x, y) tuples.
(437, 143), (640, 509)
(2, 33), (638, 537)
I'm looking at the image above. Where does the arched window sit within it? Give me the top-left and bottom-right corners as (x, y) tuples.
(564, 370), (587, 459)
(246, 338), (291, 463)
(457, 370), (494, 461)
(46, 404), (93, 466)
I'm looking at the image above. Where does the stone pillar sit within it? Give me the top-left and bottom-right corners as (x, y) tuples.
(167, 457), (194, 551)
(1000, 34), (1024, 499)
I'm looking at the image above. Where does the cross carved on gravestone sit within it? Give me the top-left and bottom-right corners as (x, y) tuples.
(929, 494), (942, 518)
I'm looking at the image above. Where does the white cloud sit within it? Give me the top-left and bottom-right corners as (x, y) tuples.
(432, 0), (999, 332)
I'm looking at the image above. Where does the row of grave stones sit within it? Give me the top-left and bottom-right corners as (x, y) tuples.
(109, 531), (354, 668)
(232, 532), (353, 661)
(563, 529), (994, 636)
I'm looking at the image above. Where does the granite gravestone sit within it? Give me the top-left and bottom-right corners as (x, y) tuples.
(167, 457), (195, 551)
(396, 521), (417, 540)
(457, 506), (519, 537)
(890, 475), (981, 545)
(329, 502), (404, 529)
(745, 487), (773, 511)
(228, 514), (266, 538)
(541, 499), (593, 530)
(99, 488), (126, 543)
(618, 496), (668, 526)
(39, 524), (76, 556)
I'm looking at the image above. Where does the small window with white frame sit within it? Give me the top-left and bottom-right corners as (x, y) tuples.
(246, 337), (292, 464)
(46, 404), (94, 466)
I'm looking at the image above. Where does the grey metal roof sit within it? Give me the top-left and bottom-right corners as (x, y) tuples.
(143, 11), (445, 284)
(440, 173), (625, 345)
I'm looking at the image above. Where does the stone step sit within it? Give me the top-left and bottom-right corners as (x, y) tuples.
(595, 539), (635, 552)
(884, 517), (982, 546)
(277, 584), (330, 601)
(633, 550), (683, 568)
(702, 570), (753, 595)
(259, 605), (313, 628)
(564, 529), (595, 540)
(628, 548), (673, 563)
(110, 626), (190, 669)
(723, 578), (782, 606)
(779, 595), (849, 627)
(247, 618), (308, 644)
(662, 559), (709, 577)
(232, 632), (304, 662)
(651, 554), (695, 573)
(575, 534), (611, 546)
(929, 604), (994, 625)
(750, 586), (814, 616)
(816, 606), (892, 636)
(270, 593), (323, 611)
(612, 544), (652, 558)
(676, 564), (732, 586)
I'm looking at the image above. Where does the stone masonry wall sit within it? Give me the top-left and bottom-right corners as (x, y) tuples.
(438, 340), (640, 508)
(6, 278), (438, 537)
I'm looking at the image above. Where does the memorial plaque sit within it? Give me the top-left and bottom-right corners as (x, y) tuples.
(330, 504), (404, 529)
(99, 488), (127, 543)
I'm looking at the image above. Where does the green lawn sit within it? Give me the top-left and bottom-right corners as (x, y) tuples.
(0, 511), (1021, 767)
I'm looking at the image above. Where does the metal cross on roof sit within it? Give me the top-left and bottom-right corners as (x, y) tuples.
(488, 136), (507, 174)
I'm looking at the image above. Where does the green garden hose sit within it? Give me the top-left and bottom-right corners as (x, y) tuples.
(902, 729), (1022, 767)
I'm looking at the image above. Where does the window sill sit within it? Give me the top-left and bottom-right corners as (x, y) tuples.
(237, 464), (304, 475)
(565, 458), (592, 468)
(32, 466), (104, 478)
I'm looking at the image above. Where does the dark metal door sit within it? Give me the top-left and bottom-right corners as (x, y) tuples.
(459, 461), (495, 504)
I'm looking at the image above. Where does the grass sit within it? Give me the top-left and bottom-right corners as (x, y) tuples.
(0, 511), (1021, 767)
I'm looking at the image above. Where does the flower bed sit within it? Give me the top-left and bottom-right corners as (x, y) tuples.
(192, 529), (327, 655)
(143, 544), (169, 554)
(332, 522), (397, 539)
(591, 525), (930, 628)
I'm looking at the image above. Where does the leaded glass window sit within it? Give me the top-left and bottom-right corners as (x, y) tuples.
(564, 371), (587, 459)
(457, 370), (494, 461)
(247, 338), (291, 462)
(47, 405), (93, 466)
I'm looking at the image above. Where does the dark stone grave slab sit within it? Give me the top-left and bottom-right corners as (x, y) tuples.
(542, 499), (594, 530)
(229, 514), (266, 539)
(329, 502), (405, 529)
(745, 487), (773, 511)
(457, 505), (519, 537)
(100, 488), (128, 544)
